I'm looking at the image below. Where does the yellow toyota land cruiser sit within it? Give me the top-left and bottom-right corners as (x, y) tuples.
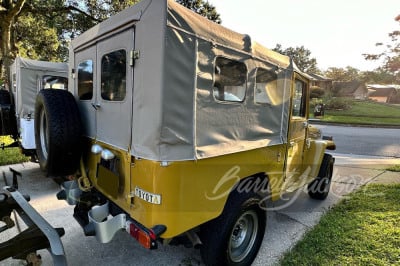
(33, 1), (335, 265)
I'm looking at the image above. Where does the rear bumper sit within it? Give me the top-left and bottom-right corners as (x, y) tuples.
(57, 180), (166, 249)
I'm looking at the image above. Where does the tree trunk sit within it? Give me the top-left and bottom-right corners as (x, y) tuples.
(1, 20), (14, 90)
(0, 0), (26, 89)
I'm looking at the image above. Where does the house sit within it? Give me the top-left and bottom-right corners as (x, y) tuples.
(308, 73), (333, 92)
(367, 85), (398, 103)
(332, 80), (368, 99)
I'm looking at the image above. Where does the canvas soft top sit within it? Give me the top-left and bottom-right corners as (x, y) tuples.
(10, 57), (68, 117)
(69, 0), (295, 161)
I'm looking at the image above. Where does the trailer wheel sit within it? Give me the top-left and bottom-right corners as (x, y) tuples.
(200, 186), (266, 266)
(0, 89), (18, 138)
(308, 154), (334, 200)
(34, 89), (82, 176)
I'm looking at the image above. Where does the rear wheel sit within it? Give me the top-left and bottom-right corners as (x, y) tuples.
(308, 154), (334, 200)
(34, 89), (82, 176)
(200, 183), (266, 266)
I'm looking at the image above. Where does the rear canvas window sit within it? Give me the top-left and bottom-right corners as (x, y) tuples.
(213, 57), (247, 102)
(42, 75), (68, 90)
(101, 49), (126, 101)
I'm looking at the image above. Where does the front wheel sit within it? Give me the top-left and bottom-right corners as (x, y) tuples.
(308, 154), (334, 200)
(200, 186), (266, 266)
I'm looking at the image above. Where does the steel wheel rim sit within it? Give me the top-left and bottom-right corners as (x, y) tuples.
(39, 109), (49, 160)
(229, 210), (259, 263)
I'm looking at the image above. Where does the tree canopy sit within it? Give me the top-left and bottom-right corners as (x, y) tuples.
(363, 15), (399, 83)
(272, 44), (319, 74)
(0, 0), (221, 86)
(175, 0), (221, 24)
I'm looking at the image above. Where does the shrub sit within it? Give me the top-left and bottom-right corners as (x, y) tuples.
(310, 86), (325, 99)
(324, 97), (352, 110)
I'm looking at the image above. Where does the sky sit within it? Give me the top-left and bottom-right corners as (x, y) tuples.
(207, 0), (399, 71)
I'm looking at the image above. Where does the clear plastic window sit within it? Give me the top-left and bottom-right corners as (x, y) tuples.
(42, 75), (68, 90)
(101, 50), (126, 101)
(78, 60), (93, 100)
(255, 68), (278, 104)
(213, 57), (247, 102)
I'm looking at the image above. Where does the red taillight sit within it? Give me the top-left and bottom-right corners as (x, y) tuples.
(126, 221), (157, 249)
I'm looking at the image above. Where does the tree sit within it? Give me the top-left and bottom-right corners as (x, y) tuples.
(175, 0), (221, 24)
(324, 66), (361, 82)
(360, 68), (397, 84)
(0, 0), (26, 86)
(0, 0), (221, 86)
(0, 0), (138, 85)
(363, 15), (399, 83)
(272, 44), (319, 73)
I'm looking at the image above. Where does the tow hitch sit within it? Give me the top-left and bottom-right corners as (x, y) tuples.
(0, 168), (67, 265)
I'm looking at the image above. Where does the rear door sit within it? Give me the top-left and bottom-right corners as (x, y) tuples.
(95, 29), (134, 150)
(285, 73), (309, 191)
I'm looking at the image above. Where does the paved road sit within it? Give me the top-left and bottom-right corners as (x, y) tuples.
(314, 124), (400, 158)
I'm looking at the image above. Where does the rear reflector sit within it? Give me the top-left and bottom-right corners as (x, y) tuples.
(126, 221), (166, 249)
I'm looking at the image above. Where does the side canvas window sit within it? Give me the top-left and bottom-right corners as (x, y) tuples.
(255, 68), (278, 104)
(292, 79), (307, 117)
(101, 49), (126, 101)
(78, 60), (93, 100)
(213, 57), (247, 102)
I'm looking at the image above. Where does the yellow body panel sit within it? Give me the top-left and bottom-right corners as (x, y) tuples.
(84, 141), (288, 238)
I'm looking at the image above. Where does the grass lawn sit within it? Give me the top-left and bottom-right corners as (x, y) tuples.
(280, 184), (400, 265)
(0, 136), (30, 166)
(314, 100), (400, 125)
(387, 165), (400, 172)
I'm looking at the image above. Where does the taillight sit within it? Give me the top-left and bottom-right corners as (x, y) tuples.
(126, 221), (165, 249)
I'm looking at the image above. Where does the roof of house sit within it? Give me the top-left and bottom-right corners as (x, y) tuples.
(308, 73), (333, 81)
(368, 87), (397, 97)
(332, 80), (366, 96)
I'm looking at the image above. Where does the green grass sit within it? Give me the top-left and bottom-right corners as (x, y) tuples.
(387, 165), (400, 172)
(0, 136), (30, 166)
(280, 184), (400, 265)
(314, 100), (400, 125)
(321, 114), (400, 125)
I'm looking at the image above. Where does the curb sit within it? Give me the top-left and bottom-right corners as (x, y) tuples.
(309, 119), (400, 129)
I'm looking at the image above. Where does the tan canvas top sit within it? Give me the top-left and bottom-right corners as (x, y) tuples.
(70, 0), (295, 161)
(11, 57), (68, 117)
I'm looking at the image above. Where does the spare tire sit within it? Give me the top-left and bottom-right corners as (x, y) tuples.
(34, 89), (82, 177)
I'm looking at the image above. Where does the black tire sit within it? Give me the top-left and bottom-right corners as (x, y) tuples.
(200, 183), (266, 266)
(0, 89), (11, 104)
(0, 89), (18, 139)
(34, 89), (82, 176)
(308, 154), (334, 200)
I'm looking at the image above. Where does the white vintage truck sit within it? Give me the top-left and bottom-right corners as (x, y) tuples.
(0, 57), (68, 158)
(2, 1), (335, 265)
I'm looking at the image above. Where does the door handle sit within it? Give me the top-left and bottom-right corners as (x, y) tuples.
(91, 103), (101, 110)
(302, 121), (308, 128)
